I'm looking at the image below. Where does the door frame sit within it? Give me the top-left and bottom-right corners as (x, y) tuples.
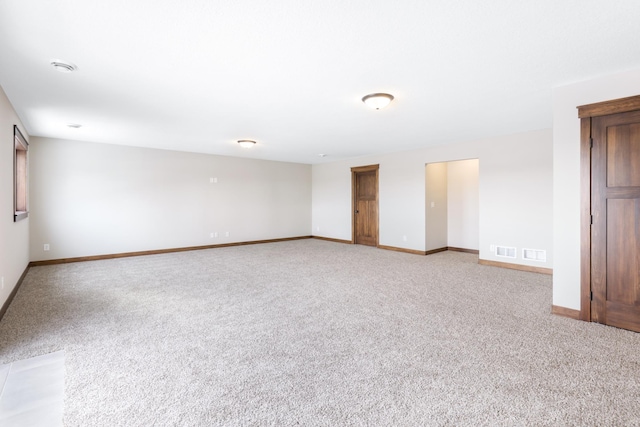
(578, 94), (640, 321)
(351, 164), (379, 246)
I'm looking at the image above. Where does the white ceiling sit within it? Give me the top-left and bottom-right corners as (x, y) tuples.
(1, 1), (640, 164)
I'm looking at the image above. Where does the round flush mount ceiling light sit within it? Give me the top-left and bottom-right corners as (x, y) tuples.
(51, 60), (78, 73)
(237, 139), (257, 148)
(362, 93), (394, 110)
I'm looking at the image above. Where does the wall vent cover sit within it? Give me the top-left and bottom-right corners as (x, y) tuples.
(495, 246), (516, 258)
(523, 248), (546, 262)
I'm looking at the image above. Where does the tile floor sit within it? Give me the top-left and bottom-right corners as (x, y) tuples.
(0, 351), (65, 427)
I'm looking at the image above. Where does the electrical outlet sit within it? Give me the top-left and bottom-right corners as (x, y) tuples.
(210, 177), (218, 184)
(225, 231), (230, 237)
(316, 226), (320, 232)
(402, 235), (407, 242)
(44, 244), (50, 251)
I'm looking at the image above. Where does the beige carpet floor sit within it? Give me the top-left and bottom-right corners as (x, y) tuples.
(0, 240), (639, 426)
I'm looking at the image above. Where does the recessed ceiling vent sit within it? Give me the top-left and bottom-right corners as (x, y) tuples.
(50, 60), (77, 73)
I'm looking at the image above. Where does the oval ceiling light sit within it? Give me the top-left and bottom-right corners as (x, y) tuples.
(67, 123), (82, 128)
(51, 60), (78, 73)
(362, 93), (394, 110)
(237, 139), (257, 148)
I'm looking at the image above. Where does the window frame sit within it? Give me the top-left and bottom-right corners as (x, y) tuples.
(14, 125), (28, 222)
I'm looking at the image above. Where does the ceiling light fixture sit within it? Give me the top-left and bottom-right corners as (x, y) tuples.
(67, 123), (82, 128)
(362, 93), (394, 110)
(237, 139), (256, 148)
(51, 60), (77, 73)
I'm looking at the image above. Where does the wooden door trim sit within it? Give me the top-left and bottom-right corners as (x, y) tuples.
(578, 95), (640, 119)
(580, 116), (592, 321)
(579, 95), (640, 322)
(351, 164), (379, 173)
(351, 164), (379, 246)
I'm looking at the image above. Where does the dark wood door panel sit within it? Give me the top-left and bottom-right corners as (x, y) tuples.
(592, 110), (640, 332)
(605, 302), (640, 332)
(357, 172), (376, 199)
(352, 166), (379, 247)
(356, 200), (375, 244)
(607, 123), (640, 187)
(606, 199), (640, 305)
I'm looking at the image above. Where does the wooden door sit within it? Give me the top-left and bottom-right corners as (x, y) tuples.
(591, 110), (640, 331)
(352, 165), (379, 246)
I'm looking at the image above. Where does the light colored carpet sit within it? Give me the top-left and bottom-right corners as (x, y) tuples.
(0, 240), (639, 426)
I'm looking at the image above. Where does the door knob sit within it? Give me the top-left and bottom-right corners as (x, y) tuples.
(355, 210), (359, 213)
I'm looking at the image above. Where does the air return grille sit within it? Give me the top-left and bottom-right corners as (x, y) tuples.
(523, 248), (546, 262)
(495, 246), (516, 258)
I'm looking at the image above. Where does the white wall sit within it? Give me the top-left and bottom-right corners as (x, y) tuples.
(312, 128), (553, 268)
(447, 159), (479, 250)
(0, 87), (30, 309)
(425, 162), (448, 251)
(29, 137), (311, 261)
(553, 67), (640, 310)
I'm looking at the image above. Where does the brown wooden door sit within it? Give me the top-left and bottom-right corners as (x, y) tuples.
(591, 110), (640, 331)
(352, 165), (378, 246)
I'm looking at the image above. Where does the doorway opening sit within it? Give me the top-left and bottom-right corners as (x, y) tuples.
(425, 159), (479, 254)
